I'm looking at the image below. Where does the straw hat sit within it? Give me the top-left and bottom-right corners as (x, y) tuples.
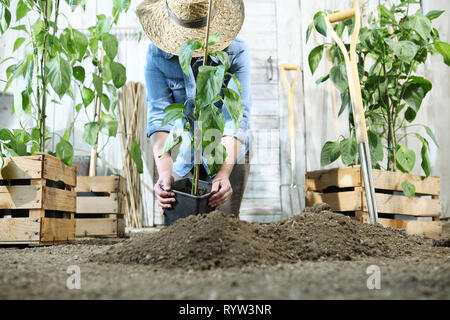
(137, 0), (245, 57)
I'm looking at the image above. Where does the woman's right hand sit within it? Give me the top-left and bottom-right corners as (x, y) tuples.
(154, 174), (175, 215)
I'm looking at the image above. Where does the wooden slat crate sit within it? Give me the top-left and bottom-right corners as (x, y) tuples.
(0, 154), (77, 245)
(75, 175), (125, 238)
(305, 166), (442, 239)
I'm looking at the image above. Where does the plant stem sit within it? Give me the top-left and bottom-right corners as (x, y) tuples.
(40, 0), (49, 153)
(89, 49), (104, 177)
(192, 0), (214, 196)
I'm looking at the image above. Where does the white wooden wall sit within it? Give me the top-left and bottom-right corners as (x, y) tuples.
(1, 0), (449, 225)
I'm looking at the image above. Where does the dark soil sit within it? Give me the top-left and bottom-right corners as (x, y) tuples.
(1, 205), (449, 299)
(94, 203), (435, 270)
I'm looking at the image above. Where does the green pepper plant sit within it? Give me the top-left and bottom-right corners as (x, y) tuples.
(307, 0), (450, 196)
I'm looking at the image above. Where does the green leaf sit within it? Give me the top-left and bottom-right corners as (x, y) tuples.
(159, 127), (182, 158)
(32, 18), (44, 35)
(95, 14), (111, 36)
(385, 39), (419, 63)
(16, 0), (31, 21)
(426, 10), (444, 21)
(315, 74), (329, 85)
(209, 50), (230, 70)
(55, 138), (74, 165)
(75, 103), (83, 112)
(222, 88), (243, 132)
(110, 61), (126, 88)
(330, 64), (348, 93)
(72, 29), (88, 60)
(208, 31), (220, 46)
(100, 93), (111, 111)
(82, 122), (100, 146)
(161, 103), (186, 126)
(179, 40), (202, 77)
(378, 5), (395, 24)
(420, 141), (431, 177)
(396, 145), (416, 173)
(73, 65), (85, 83)
(401, 179), (416, 198)
(340, 137), (357, 166)
(320, 141), (341, 166)
(424, 125), (439, 148)
(404, 13), (432, 41)
(434, 41), (450, 66)
(92, 73), (103, 96)
(308, 45), (324, 75)
(306, 22), (313, 44)
(196, 65), (226, 108)
(100, 112), (118, 137)
(0, 128), (13, 141)
(0, 152), (3, 171)
(368, 130), (384, 163)
(0, 7), (11, 35)
(130, 139), (143, 174)
(205, 142), (227, 176)
(46, 55), (72, 98)
(313, 12), (327, 37)
(81, 86), (95, 107)
(403, 78), (432, 121)
(101, 33), (118, 59)
(225, 72), (242, 95)
(13, 37), (26, 51)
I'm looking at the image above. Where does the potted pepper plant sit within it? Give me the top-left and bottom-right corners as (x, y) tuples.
(305, 0), (450, 238)
(159, 32), (243, 226)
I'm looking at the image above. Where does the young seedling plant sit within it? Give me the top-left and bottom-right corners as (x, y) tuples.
(159, 32), (243, 196)
(307, 0), (450, 197)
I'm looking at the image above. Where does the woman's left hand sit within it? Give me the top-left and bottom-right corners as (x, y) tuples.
(208, 176), (233, 209)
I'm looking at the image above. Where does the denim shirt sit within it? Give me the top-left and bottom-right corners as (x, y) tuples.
(145, 38), (252, 177)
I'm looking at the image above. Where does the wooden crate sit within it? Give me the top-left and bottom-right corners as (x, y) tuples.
(75, 175), (125, 238)
(305, 166), (442, 238)
(0, 154), (77, 245)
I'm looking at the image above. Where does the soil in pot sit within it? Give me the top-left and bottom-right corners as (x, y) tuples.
(164, 178), (214, 226)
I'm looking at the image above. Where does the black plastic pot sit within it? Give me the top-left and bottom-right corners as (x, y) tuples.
(164, 178), (214, 226)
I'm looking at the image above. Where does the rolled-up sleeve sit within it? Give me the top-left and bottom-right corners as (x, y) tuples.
(222, 42), (252, 144)
(145, 45), (174, 137)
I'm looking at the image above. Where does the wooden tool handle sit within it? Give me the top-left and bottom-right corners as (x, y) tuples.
(281, 64), (300, 71)
(327, 8), (356, 23)
(281, 64), (301, 139)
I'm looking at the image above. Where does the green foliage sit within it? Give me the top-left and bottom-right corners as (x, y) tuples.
(0, 0), (135, 170)
(401, 179), (416, 198)
(160, 33), (244, 192)
(308, 1), (449, 179)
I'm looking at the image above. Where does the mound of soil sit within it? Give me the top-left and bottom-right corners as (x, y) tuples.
(94, 204), (428, 270)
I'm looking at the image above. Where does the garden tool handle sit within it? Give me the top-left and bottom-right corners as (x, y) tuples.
(281, 64), (301, 139)
(325, 2), (368, 144)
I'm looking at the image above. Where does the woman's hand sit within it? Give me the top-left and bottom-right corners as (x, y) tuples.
(209, 176), (233, 209)
(154, 174), (175, 215)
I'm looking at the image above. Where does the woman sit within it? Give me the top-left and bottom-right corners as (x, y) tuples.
(137, 0), (251, 217)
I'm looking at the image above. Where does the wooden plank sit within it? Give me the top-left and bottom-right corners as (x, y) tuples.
(42, 154), (77, 187)
(365, 193), (441, 217)
(75, 175), (121, 193)
(305, 166), (361, 192)
(354, 212), (441, 238)
(117, 216), (125, 237)
(0, 185), (43, 209)
(43, 187), (76, 212)
(0, 155), (43, 180)
(372, 169), (440, 196)
(0, 218), (40, 242)
(306, 190), (363, 212)
(75, 218), (118, 237)
(40, 216), (75, 243)
(76, 194), (119, 214)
